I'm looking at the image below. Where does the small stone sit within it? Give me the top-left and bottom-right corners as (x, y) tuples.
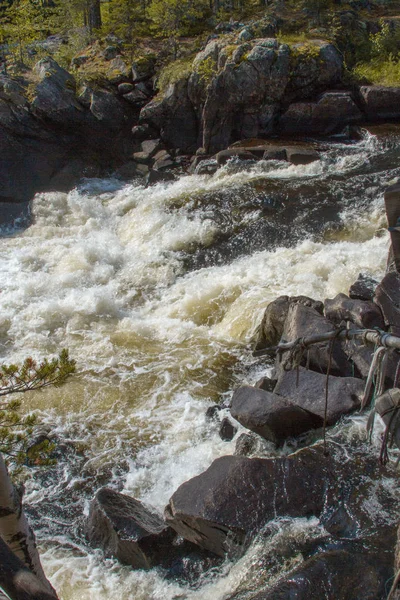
(219, 417), (237, 441)
(118, 82), (134, 95)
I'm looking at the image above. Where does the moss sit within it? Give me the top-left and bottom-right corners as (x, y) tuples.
(157, 56), (194, 92)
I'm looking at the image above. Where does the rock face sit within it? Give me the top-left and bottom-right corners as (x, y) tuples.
(230, 385), (323, 444)
(254, 295), (323, 353)
(280, 303), (354, 376)
(274, 366), (363, 424)
(229, 549), (392, 600)
(278, 92), (362, 136)
(324, 293), (384, 329)
(140, 39), (343, 153)
(165, 447), (329, 557)
(0, 58), (139, 203)
(360, 86), (400, 120)
(85, 487), (175, 569)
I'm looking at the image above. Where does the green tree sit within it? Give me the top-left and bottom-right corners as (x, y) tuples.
(106, 0), (148, 58)
(0, 349), (75, 600)
(147, 0), (205, 57)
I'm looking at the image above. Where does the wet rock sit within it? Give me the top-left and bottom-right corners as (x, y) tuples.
(86, 487), (175, 569)
(219, 417), (237, 441)
(231, 549), (391, 600)
(394, 525), (400, 600)
(255, 376), (277, 392)
(374, 271), (400, 336)
(339, 322), (374, 378)
(280, 303), (354, 376)
(254, 295), (324, 353)
(360, 86), (400, 121)
(145, 169), (175, 186)
(278, 92), (362, 136)
(274, 366), (363, 424)
(230, 385), (323, 444)
(165, 446), (330, 557)
(47, 158), (100, 191)
(286, 147), (319, 165)
(263, 147), (287, 161)
(205, 405), (222, 421)
(324, 293), (384, 329)
(349, 273), (379, 301)
(195, 159), (219, 175)
(234, 431), (271, 456)
(215, 148), (258, 165)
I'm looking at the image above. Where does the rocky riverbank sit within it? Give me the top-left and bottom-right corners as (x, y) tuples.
(77, 185), (400, 599)
(2, 31), (400, 211)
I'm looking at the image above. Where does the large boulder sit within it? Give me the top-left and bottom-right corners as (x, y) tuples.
(229, 549), (392, 600)
(278, 92), (362, 136)
(349, 273), (379, 301)
(140, 78), (199, 153)
(165, 447), (330, 557)
(253, 295), (324, 353)
(230, 385), (323, 444)
(280, 303), (354, 376)
(31, 57), (84, 125)
(324, 292), (384, 329)
(85, 487), (175, 569)
(360, 86), (400, 120)
(274, 366), (363, 424)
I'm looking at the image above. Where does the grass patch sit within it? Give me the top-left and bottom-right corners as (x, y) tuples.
(352, 57), (400, 86)
(157, 56), (194, 92)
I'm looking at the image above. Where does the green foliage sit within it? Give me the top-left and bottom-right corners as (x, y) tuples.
(370, 20), (400, 60)
(157, 55), (193, 91)
(105, 0), (149, 58)
(0, 350), (76, 467)
(352, 56), (400, 86)
(147, 0), (206, 57)
(195, 56), (217, 85)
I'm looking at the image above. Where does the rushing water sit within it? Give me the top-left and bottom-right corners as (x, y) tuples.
(1, 127), (400, 599)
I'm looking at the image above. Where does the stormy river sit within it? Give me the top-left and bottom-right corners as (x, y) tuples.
(0, 126), (399, 599)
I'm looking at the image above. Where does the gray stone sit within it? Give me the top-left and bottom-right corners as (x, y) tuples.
(274, 366), (363, 424)
(324, 293), (384, 329)
(234, 431), (271, 456)
(145, 169), (175, 186)
(254, 295), (324, 353)
(360, 86), (400, 120)
(286, 147), (319, 165)
(230, 385), (323, 444)
(219, 417), (237, 441)
(141, 138), (163, 156)
(349, 273), (379, 301)
(374, 271), (400, 336)
(86, 487), (175, 569)
(215, 148), (257, 165)
(103, 46), (119, 61)
(90, 90), (126, 129)
(280, 303), (354, 376)
(165, 446), (331, 557)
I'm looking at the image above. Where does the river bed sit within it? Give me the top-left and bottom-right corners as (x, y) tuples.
(0, 127), (399, 599)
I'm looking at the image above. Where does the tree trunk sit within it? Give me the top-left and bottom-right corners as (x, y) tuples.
(0, 537), (56, 600)
(88, 0), (102, 34)
(0, 453), (57, 598)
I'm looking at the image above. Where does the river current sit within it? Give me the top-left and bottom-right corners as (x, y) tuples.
(1, 127), (400, 599)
